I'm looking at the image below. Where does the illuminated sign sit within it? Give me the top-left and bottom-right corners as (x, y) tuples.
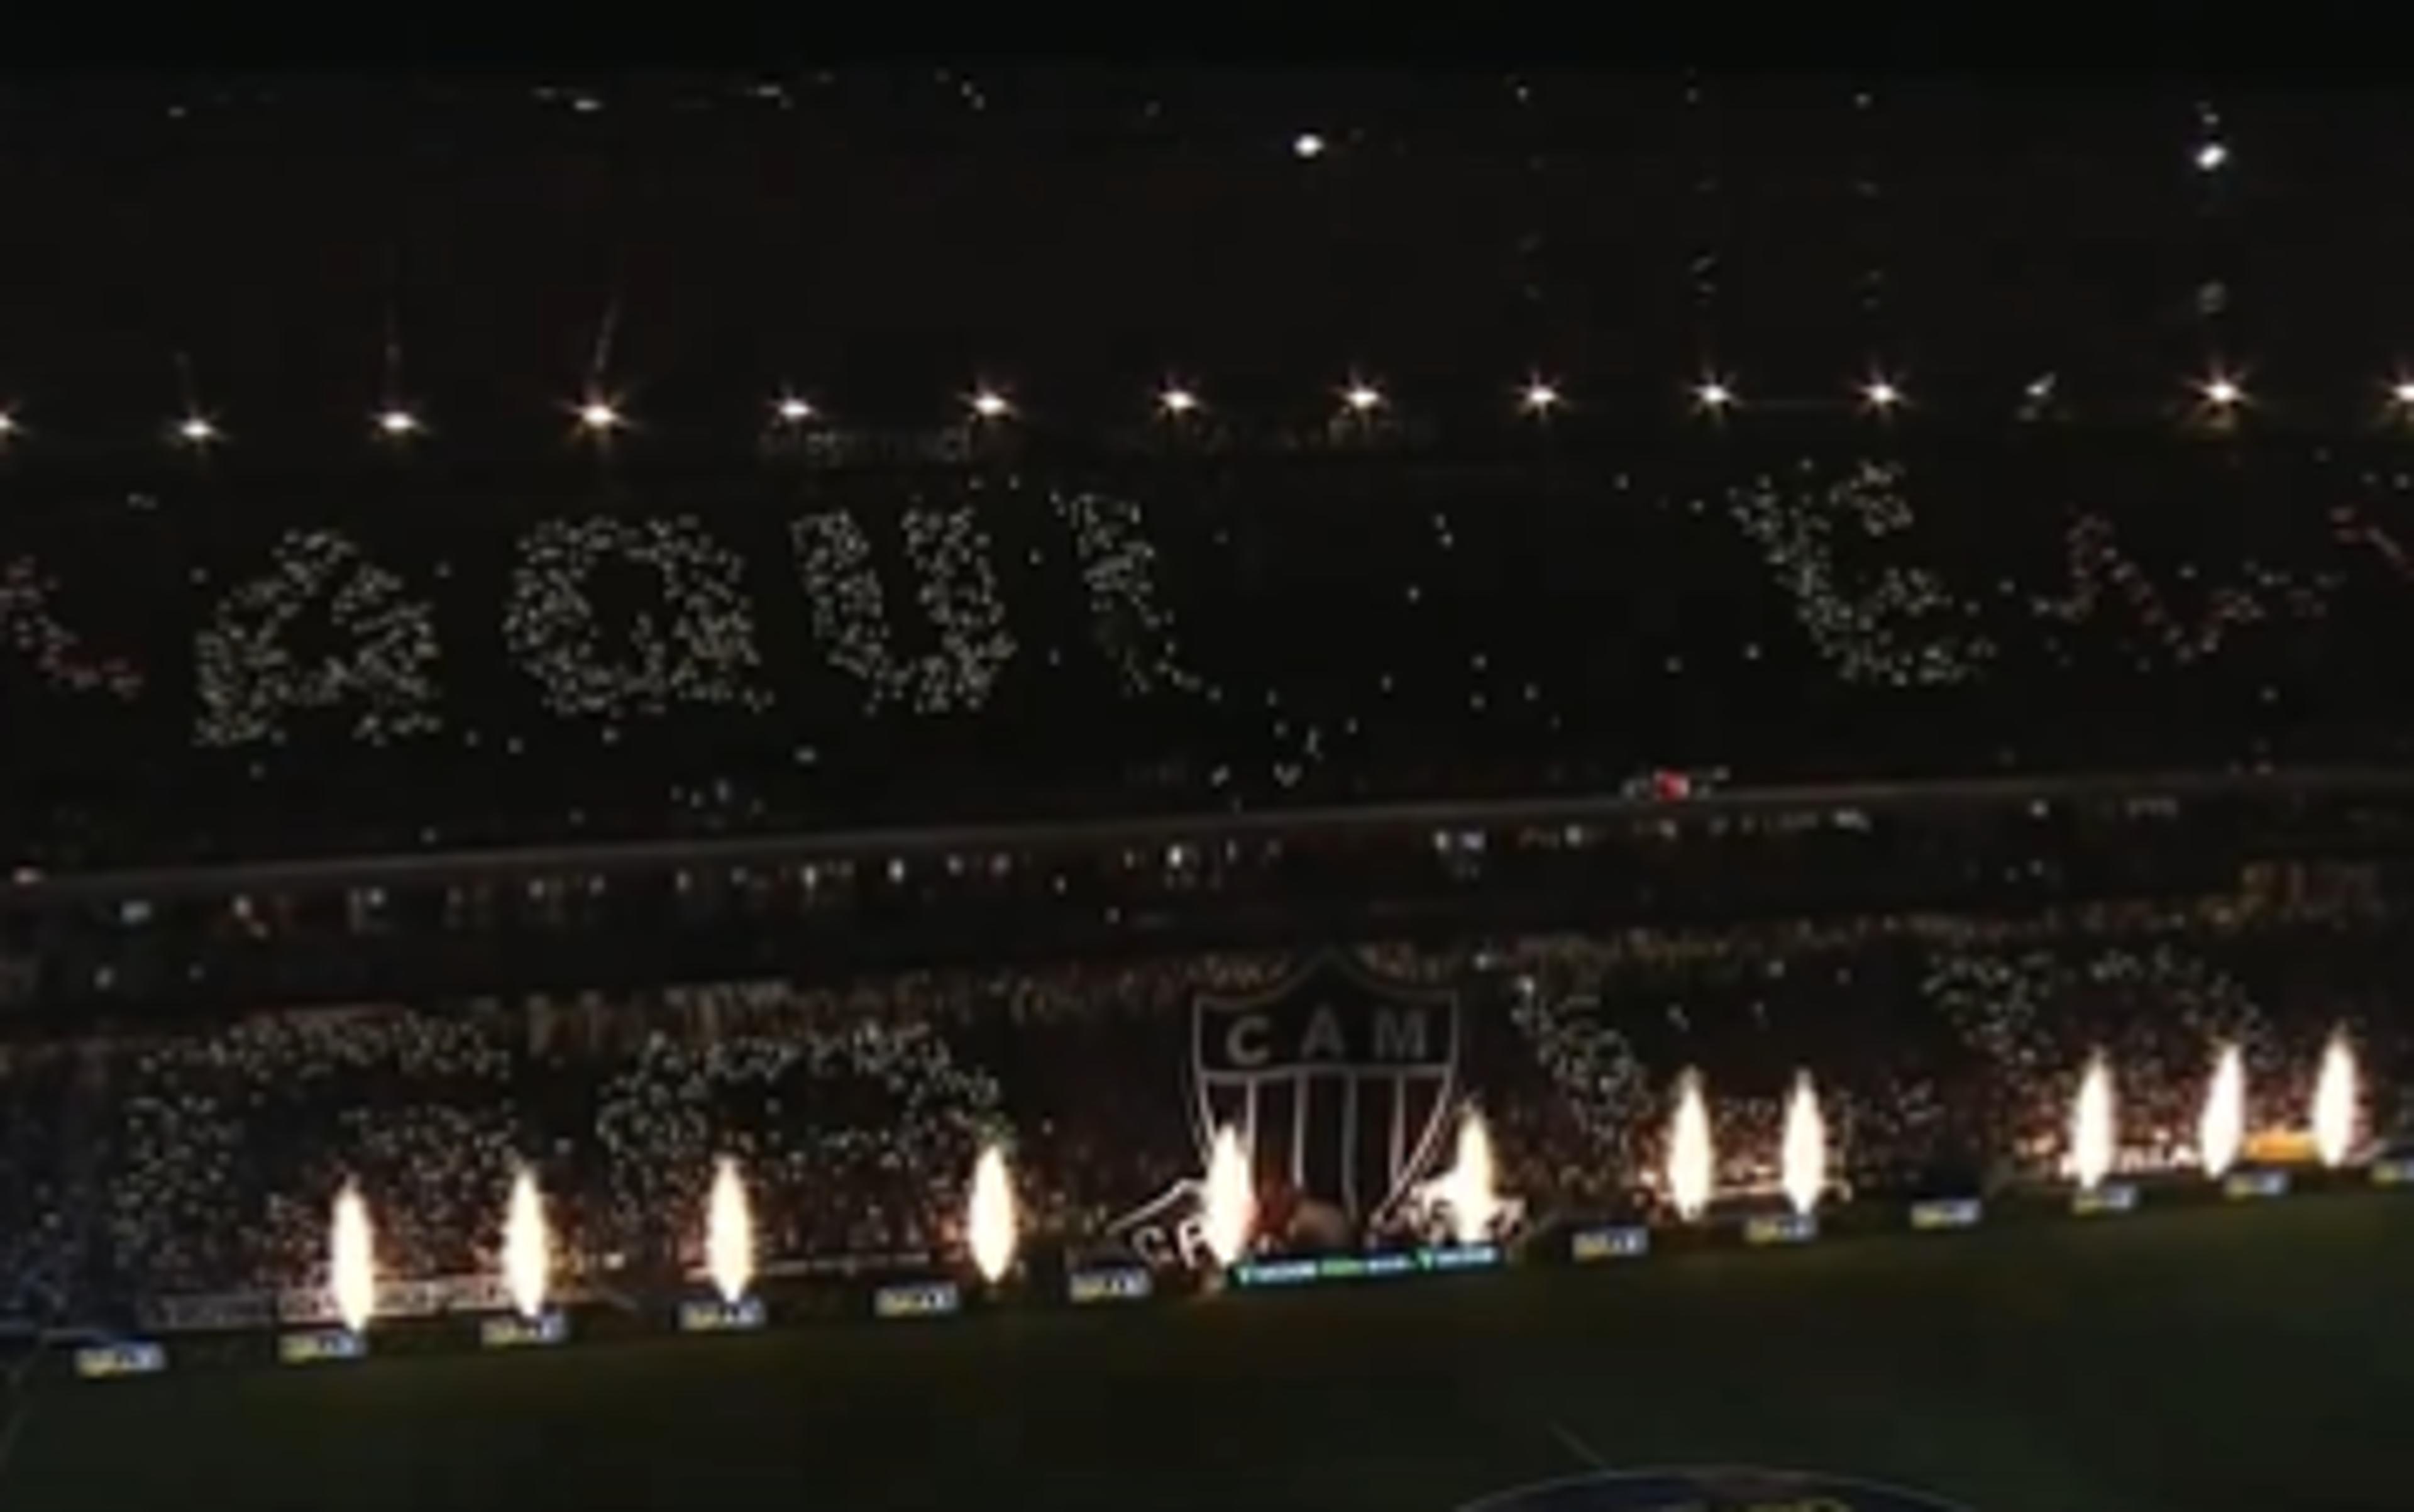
(1230, 1244), (1501, 1290)
(1569, 1225), (1650, 1262)
(873, 1281), (962, 1320)
(1066, 1266), (1153, 1305)
(1743, 1213), (1818, 1247)
(74, 1340), (166, 1380)
(2071, 1182), (2139, 1217)
(1909, 1198), (1982, 1231)
(678, 1297), (767, 1333)
(2222, 1169), (2290, 1200)
(277, 1328), (367, 1366)
(479, 1311), (569, 1349)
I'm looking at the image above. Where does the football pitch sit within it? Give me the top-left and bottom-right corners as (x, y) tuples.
(5, 1195), (2411, 1511)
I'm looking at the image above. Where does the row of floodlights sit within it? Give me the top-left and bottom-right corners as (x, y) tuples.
(0, 368), (2395, 450)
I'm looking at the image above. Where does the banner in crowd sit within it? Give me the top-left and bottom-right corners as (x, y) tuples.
(1111, 952), (1468, 1267)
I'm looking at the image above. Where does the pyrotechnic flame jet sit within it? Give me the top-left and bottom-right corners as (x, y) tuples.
(2071, 1052), (2116, 1193)
(503, 1167), (552, 1321)
(1781, 1071), (1827, 1218)
(1202, 1124), (1255, 1267)
(330, 1181), (376, 1334)
(2313, 1030), (2359, 1169)
(1667, 1069), (1714, 1221)
(968, 1144), (1018, 1284)
(706, 1156), (755, 1306)
(2200, 1044), (2246, 1179)
(1430, 1106), (1501, 1244)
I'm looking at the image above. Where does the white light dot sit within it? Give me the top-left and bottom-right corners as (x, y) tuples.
(2195, 141), (2228, 172)
(0, 411), (17, 438)
(969, 389), (1011, 420)
(177, 415), (218, 444)
(1343, 382), (1383, 413)
(2025, 373), (2056, 402)
(2201, 375), (2243, 408)
(1693, 378), (1734, 412)
(377, 407), (421, 437)
(2391, 380), (2414, 408)
(1862, 377), (1902, 410)
(576, 400), (622, 433)
(1520, 380), (1561, 414)
(1158, 386), (1198, 416)
(773, 395), (815, 423)
(1293, 132), (1325, 160)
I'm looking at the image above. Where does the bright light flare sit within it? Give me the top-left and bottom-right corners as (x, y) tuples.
(1342, 382), (1384, 414)
(329, 1181), (376, 1335)
(1780, 1070), (1827, 1217)
(1432, 1106), (1502, 1244)
(375, 407), (421, 438)
(175, 414), (219, 446)
(1861, 377), (1903, 411)
(705, 1156), (755, 1305)
(2199, 1043), (2246, 1179)
(772, 395), (815, 424)
(969, 389), (1011, 420)
(1157, 385), (1199, 416)
(967, 1143), (1019, 1284)
(2070, 1052), (2117, 1192)
(1519, 380), (1561, 415)
(502, 1167), (552, 1320)
(2199, 374), (2244, 409)
(1692, 378), (1735, 413)
(1666, 1069), (1714, 1221)
(1202, 1123), (1255, 1267)
(2313, 1029), (2360, 1169)
(575, 399), (623, 434)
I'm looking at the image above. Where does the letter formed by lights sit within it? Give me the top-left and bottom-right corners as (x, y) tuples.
(506, 516), (772, 720)
(2034, 515), (2334, 666)
(1051, 490), (1201, 698)
(790, 507), (1018, 715)
(194, 529), (441, 747)
(1721, 460), (1995, 687)
(0, 558), (143, 699)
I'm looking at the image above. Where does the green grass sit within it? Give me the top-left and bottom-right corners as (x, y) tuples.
(6, 1195), (2413, 1511)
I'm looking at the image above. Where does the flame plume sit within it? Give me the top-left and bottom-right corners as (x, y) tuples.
(329, 1181), (376, 1335)
(2200, 1044), (2246, 1179)
(968, 1144), (1019, 1284)
(502, 1167), (552, 1321)
(1781, 1071), (1827, 1218)
(1667, 1069), (1714, 1221)
(2071, 1052), (2116, 1193)
(2313, 1029), (2359, 1169)
(1202, 1124), (1255, 1267)
(1434, 1107), (1501, 1244)
(706, 1157), (755, 1305)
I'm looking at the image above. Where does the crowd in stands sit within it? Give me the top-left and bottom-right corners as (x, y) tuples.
(2, 880), (2406, 1326)
(5, 440), (2414, 872)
